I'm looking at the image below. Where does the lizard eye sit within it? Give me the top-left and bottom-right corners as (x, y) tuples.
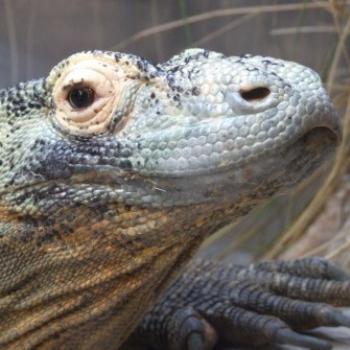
(50, 57), (123, 136)
(68, 86), (95, 109)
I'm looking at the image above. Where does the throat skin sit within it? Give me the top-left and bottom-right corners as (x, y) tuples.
(0, 200), (253, 350)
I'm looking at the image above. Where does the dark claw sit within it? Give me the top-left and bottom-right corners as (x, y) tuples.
(326, 263), (350, 281)
(167, 306), (217, 350)
(275, 328), (332, 350)
(327, 309), (350, 327)
(187, 332), (205, 350)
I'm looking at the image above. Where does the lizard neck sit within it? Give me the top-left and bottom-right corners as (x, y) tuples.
(0, 201), (251, 349)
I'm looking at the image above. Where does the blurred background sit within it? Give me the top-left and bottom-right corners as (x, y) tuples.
(1, 1), (350, 349)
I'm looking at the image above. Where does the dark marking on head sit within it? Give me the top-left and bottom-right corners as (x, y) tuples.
(118, 159), (132, 170)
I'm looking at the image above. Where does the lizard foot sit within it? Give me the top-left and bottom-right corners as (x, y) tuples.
(164, 306), (217, 350)
(132, 257), (350, 350)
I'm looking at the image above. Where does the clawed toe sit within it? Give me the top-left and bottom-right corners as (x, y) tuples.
(167, 306), (217, 350)
(252, 257), (350, 281)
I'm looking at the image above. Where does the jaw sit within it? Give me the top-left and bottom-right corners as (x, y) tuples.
(44, 124), (338, 212)
(119, 125), (339, 208)
(3, 124), (337, 222)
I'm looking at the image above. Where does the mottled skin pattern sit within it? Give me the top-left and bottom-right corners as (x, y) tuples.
(0, 48), (347, 350)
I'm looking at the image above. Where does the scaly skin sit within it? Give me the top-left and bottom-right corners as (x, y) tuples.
(0, 48), (345, 350)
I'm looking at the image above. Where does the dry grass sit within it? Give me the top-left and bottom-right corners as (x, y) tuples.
(266, 0), (350, 259)
(111, 2), (331, 50)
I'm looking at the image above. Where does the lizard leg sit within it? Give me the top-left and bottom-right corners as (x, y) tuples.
(128, 258), (350, 350)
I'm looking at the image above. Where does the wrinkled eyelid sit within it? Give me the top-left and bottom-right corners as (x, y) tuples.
(49, 59), (124, 136)
(47, 52), (119, 87)
(61, 75), (97, 90)
(62, 80), (89, 91)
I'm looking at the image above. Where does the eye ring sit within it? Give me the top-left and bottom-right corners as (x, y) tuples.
(67, 86), (95, 109)
(49, 54), (130, 136)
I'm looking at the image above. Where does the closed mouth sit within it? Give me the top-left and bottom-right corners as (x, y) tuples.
(297, 126), (340, 155)
(278, 125), (340, 187)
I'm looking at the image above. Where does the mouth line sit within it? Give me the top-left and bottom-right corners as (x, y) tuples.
(292, 126), (340, 154)
(69, 125), (340, 181)
(279, 125), (339, 182)
(2, 124), (340, 199)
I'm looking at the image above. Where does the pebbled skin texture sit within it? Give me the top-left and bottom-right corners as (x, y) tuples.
(0, 48), (344, 349)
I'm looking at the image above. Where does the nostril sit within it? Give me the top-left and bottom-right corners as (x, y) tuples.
(239, 86), (271, 102)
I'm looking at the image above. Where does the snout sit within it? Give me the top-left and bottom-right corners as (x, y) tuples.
(297, 126), (340, 158)
(232, 78), (341, 149)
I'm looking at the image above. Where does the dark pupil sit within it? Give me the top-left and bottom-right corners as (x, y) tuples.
(68, 87), (95, 109)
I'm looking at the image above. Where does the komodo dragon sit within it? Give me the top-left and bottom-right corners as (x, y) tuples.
(0, 48), (349, 350)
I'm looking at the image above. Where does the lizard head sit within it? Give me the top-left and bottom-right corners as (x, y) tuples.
(0, 49), (340, 218)
(0, 49), (342, 348)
